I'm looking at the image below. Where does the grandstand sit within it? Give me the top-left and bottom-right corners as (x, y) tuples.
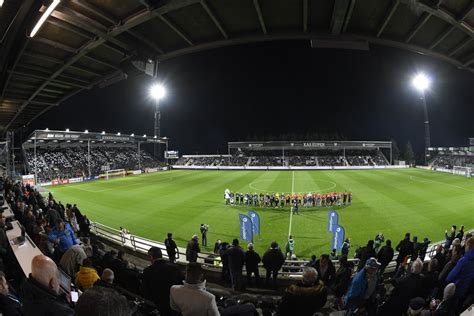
(174, 140), (391, 168)
(427, 142), (474, 177)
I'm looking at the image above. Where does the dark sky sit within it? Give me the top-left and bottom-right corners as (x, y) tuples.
(30, 40), (474, 156)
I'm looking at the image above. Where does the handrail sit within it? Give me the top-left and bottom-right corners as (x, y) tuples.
(89, 221), (471, 276)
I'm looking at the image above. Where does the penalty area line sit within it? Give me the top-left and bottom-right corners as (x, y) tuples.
(288, 171), (295, 238)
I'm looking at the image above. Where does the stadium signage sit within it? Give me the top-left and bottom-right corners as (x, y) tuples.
(69, 177), (84, 183)
(97, 135), (131, 142)
(229, 141), (392, 150)
(303, 142), (325, 147)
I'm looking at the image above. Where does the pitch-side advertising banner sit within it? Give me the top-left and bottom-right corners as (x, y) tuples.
(327, 210), (339, 233)
(331, 225), (346, 251)
(239, 214), (253, 243)
(248, 210), (260, 234)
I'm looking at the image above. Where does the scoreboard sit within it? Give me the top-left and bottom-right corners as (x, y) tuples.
(164, 151), (179, 159)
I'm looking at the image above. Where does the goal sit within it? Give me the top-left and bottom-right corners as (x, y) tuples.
(452, 166), (473, 178)
(105, 169), (126, 180)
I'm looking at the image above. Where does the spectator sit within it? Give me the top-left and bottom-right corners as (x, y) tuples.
(75, 286), (131, 316)
(285, 236), (295, 258)
(186, 235), (200, 263)
(262, 241), (285, 289)
(170, 263), (219, 316)
(356, 240), (376, 272)
(306, 254), (317, 268)
(111, 250), (128, 275)
(377, 239), (394, 275)
(0, 271), (22, 316)
(344, 257), (380, 315)
(447, 237), (474, 301)
(219, 242), (230, 283)
(200, 224), (208, 247)
(419, 237), (431, 261)
(329, 249), (338, 261)
(439, 244), (462, 284)
(245, 243), (261, 286)
(75, 258), (100, 291)
(444, 225), (456, 252)
(341, 238), (351, 257)
(213, 239), (221, 254)
(433, 245), (447, 273)
(396, 233), (414, 271)
(278, 267), (327, 316)
(0, 212), (9, 270)
(101, 250), (117, 270)
(141, 246), (182, 315)
(422, 259), (439, 298)
(226, 239), (245, 290)
(314, 254), (336, 286)
(94, 268), (115, 289)
(455, 225), (464, 241)
(79, 215), (91, 237)
(432, 283), (457, 316)
(48, 219), (77, 261)
(374, 233), (384, 253)
(332, 256), (354, 310)
(20, 254), (74, 315)
(412, 236), (420, 260)
(380, 258), (425, 315)
(165, 233), (179, 263)
(81, 237), (93, 257)
(59, 244), (87, 277)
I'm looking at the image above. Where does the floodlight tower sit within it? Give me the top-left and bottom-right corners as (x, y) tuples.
(412, 73), (431, 165)
(149, 84), (166, 159)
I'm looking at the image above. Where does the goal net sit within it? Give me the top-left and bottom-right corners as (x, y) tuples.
(105, 169), (126, 180)
(452, 166), (473, 178)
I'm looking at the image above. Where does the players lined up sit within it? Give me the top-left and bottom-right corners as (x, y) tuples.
(224, 189), (352, 208)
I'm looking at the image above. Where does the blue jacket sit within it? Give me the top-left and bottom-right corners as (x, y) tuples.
(344, 268), (378, 309)
(48, 223), (76, 253)
(447, 248), (474, 298)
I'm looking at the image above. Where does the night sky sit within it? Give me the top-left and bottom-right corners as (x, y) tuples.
(29, 40), (474, 157)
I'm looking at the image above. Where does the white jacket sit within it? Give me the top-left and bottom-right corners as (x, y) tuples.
(170, 280), (219, 316)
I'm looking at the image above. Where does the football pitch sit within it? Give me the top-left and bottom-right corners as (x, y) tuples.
(48, 168), (473, 258)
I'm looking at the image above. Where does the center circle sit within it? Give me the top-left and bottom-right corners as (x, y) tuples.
(248, 179), (337, 193)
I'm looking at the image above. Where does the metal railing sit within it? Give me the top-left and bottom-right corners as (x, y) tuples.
(90, 221), (470, 277)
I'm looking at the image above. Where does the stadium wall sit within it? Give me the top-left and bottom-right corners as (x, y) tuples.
(172, 165), (409, 171)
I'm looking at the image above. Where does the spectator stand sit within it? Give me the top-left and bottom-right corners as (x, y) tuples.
(22, 129), (167, 183)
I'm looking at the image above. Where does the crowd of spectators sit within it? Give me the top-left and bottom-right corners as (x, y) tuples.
(24, 146), (160, 182)
(0, 178), (472, 315)
(175, 150), (389, 168)
(429, 152), (474, 170)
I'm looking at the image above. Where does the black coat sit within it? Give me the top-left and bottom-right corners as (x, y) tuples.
(278, 280), (328, 316)
(396, 238), (413, 263)
(384, 273), (425, 315)
(356, 246), (376, 271)
(185, 239), (200, 262)
(0, 293), (22, 316)
(377, 245), (394, 267)
(20, 276), (74, 316)
(314, 260), (336, 286)
(262, 248), (285, 272)
(245, 250), (261, 272)
(141, 259), (182, 315)
(333, 265), (353, 297)
(226, 246), (245, 271)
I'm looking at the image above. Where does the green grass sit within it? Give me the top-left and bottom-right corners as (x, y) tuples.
(48, 169), (474, 258)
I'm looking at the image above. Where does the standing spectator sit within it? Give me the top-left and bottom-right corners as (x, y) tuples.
(307, 255), (317, 268)
(75, 258), (100, 291)
(412, 236), (421, 260)
(314, 254), (336, 286)
(226, 239), (245, 290)
(377, 239), (394, 275)
(170, 263), (219, 316)
(200, 224), (208, 247)
(81, 237), (93, 257)
(141, 247), (182, 315)
(59, 244), (87, 277)
(165, 233), (179, 263)
(444, 225), (456, 252)
(219, 242), (230, 283)
(79, 215), (91, 237)
(344, 258), (381, 315)
(186, 235), (200, 263)
(75, 286), (131, 316)
(418, 237), (431, 261)
(213, 239), (221, 254)
(0, 212), (10, 270)
(332, 257), (354, 310)
(395, 233), (414, 271)
(439, 244), (462, 284)
(455, 225), (464, 241)
(0, 271), (22, 316)
(262, 241), (285, 289)
(374, 233), (384, 253)
(285, 236), (295, 258)
(356, 240), (376, 272)
(20, 255), (74, 315)
(447, 237), (474, 302)
(433, 245), (447, 273)
(48, 219), (77, 261)
(245, 243), (261, 286)
(278, 267), (327, 316)
(341, 238), (351, 257)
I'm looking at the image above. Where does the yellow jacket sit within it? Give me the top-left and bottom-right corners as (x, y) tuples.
(75, 266), (100, 290)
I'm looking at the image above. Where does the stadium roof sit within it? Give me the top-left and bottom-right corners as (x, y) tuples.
(1, 0), (473, 132)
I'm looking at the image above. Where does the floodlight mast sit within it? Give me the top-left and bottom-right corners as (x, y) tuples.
(412, 73), (431, 165)
(149, 84), (166, 160)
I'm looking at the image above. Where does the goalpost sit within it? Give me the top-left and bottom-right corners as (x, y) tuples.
(105, 169), (126, 180)
(452, 166), (473, 178)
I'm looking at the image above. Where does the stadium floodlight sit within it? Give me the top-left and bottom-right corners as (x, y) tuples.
(117, 132), (121, 136)
(131, 133), (134, 136)
(29, 0), (61, 37)
(101, 131), (105, 134)
(412, 73), (430, 92)
(66, 128), (70, 132)
(0, 0), (4, 8)
(84, 129), (89, 133)
(153, 135), (157, 139)
(143, 134), (146, 137)
(45, 127), (49, 131)
(149, 84), (166, 100)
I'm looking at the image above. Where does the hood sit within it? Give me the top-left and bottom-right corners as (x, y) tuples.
(182, 280), (206, 290)
(286, 280), (325, 296)
(21, 276), (59, 301)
